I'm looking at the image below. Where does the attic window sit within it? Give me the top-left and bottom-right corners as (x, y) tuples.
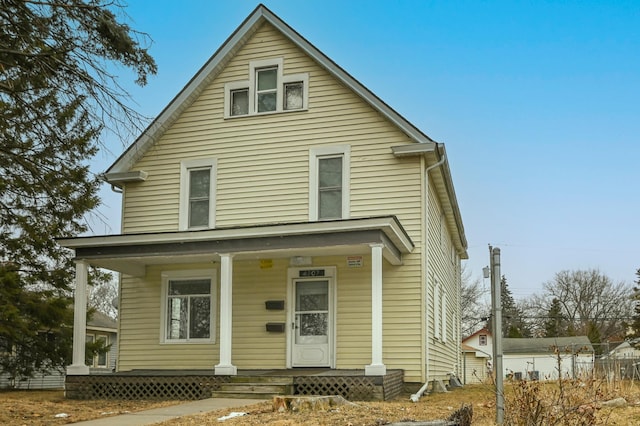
(284, 81), (303, 110)
(230, 88), (248, 116)
(224, 58), (308, 118)
(479, 334), (487, 345)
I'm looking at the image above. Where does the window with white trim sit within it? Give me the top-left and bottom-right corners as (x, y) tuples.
(85, 333), (109, 368)
(309, 145), (350, 221)
(434, 281), (441, 340)
(224, 58), (308, 118)
(161, 269), (216, 343)
(479, 334), (487, 346)
(441, 288), (447, 342)
(179, 159), (216, 230)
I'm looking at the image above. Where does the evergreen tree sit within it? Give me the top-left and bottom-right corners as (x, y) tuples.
(0, 0), (156, 378)
(486, 275), (531, 337)
(627, 269), (640, 339)
(543, 297), (569, 337)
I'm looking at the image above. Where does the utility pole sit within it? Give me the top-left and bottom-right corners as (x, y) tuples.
(490, 246), (504, 424)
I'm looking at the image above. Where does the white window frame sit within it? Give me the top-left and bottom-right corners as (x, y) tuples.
(479, 334), (487, 346)
(434, 281), (441, 340)
(223, 57), (308, 118)
(309, 145), (350, 221)
(441, 288), (447, 343)
(179, 158), (216, 231)
(85, 333), (109, 368)
(160, 269), (217, 344)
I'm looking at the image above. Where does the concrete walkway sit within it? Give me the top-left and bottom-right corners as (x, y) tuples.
(71, 398), (262, 426)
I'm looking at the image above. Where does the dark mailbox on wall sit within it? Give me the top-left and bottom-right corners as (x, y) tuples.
(265, 322), (286, 333)
(265, 300), (285, 310)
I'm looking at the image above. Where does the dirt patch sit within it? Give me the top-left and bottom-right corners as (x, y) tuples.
(0, 390), (181, 425)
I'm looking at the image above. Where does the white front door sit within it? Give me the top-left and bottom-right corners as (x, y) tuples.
(292, 278), (331, 367)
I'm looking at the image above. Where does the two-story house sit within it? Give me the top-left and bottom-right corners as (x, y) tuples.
(59, 4), (467, 400)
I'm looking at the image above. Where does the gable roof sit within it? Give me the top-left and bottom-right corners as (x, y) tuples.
(106, 4), (434, 177)
(103, 4), (467, 257)
(462, 327), (491, 343)
(503, 336), (594, 354)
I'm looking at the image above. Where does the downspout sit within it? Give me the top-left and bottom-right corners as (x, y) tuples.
(411, 149), (447, 403)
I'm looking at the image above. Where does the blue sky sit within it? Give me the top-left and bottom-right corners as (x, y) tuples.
(93, 1), (639, 300)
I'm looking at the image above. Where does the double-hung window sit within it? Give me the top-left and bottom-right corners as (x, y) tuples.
(179, 159), (216, 230)
(224, 57), (308, 118)
(309, 145), (350, 221)
(161, 270), (216, 343)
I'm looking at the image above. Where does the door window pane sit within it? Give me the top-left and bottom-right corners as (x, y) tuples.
(299, 313), (327, 336)
(296, 281), (328, 311)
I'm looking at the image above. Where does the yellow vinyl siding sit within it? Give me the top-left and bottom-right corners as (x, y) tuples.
(426, 178), (461, 380)
(115, 22), (450, 383)
(122, 22), (419, 234)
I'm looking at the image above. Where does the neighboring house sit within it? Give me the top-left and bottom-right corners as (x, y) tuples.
(58, 4), (467, 399)
(0, 312), (116, 389)
(85, 311), (118, 374)
(597, 339), (640, 379)
(461, 328), (493, 384)
(602, 339), (640, 359)
(503, 336), (594, 380)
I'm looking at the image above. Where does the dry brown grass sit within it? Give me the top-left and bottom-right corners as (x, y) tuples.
(2, 379), (639, 425)
(0, 390), (181, 425)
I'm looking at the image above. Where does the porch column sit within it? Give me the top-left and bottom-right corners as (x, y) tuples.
(215, 253), (237, 375)
(366, 243), (387, 375)
(67, 260), (90, 375)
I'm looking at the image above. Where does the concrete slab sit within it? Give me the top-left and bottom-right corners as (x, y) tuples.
(70, 398), (261, 426)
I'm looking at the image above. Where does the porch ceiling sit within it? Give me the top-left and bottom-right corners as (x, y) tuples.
(58, 216), (414, 276)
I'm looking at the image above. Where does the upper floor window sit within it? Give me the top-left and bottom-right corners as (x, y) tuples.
(309, 145), (350, 221)
(479, 334), (487, 346)
(179, 158), (216, 230)
(225, 58), (308, 118)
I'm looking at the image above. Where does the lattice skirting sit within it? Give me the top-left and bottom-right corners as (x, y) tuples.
(293, 370), (403, 401)
(65, 370), (403, 401)
(65, 375), (230, 400)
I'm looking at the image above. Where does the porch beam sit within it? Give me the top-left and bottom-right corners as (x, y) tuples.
(366, 243), (386, 375)
(215, 253), (237, 375)
(67, 260), (90, 375)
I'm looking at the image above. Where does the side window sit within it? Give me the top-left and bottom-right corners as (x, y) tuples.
(434, 282), (441, 340)
(85, 334), (95, 366)
(161, 270), (216, 343)
(224, 58), (308, 118)
(96, 335), (108, 367)
(230, 88), (249, 116)
(179, 159), (216, 231)
(441, 289), (447, 342)
(309, 145), (350, 221)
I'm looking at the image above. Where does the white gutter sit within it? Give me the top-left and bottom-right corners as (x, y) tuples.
(410, 151), (447, 403)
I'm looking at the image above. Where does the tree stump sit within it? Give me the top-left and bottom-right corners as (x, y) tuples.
(272, 395), (355, 412)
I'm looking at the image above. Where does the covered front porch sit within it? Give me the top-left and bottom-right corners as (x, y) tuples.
(58, 216), (415, 393)
(65, 368), (405, 401)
